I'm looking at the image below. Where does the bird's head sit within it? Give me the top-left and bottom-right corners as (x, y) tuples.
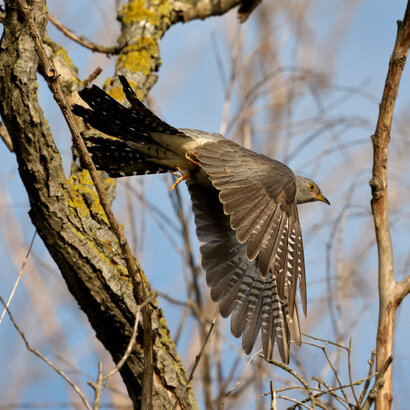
(295, 176), (330, 205)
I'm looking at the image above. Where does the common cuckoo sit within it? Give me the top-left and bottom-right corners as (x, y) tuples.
(73, 76), (329, 364)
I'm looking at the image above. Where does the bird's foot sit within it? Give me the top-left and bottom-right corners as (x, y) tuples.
(170, 167), (190, 190)
(185, 151), (200, 166)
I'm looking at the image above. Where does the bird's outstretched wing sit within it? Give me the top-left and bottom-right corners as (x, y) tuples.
(195, 140), (306, 318)
(188, 180), (301, 363)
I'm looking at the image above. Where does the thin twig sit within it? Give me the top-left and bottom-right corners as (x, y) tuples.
(0, 295), (91, 410)
(347, 338), (358, 404)
(302, 333), (348, 351)
(394, 275), (410, 305)
(214, 322), (224, 407)
(124, 179), (181, 233)
(264, 355), (316, 407)
(275, 395), (313, 409)
(214, 353), (242, 406)
(324, 181), (358, 341)
(311, 377), (349, 408)
(172, 318), (216, 410)
(83, 67), (103, 88)
(285, 373), (379, 409)
(219, 25), (244, 136)
(88, 295), (156, 406)
(357, 350), (376, 407)
(48, 13), (119, 54)
(270, 380), (276, 410)
(173, 300), (191, 345)
(15, 1), (154, 407)
(303, 341), (349, 404)
(103, 294), (157, 381)
(91, 363), (103, 410)
(273, 372), (377, 395)
(360, 356), (393, 410)
(0, 230), (36, 324)
(225, 349), (262, 396)
(156, 290), (203, 323)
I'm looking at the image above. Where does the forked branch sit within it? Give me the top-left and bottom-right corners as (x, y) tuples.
(370, 2), (410, 409)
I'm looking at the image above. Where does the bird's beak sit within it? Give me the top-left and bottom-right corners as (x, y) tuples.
(314, 193), (330, 205)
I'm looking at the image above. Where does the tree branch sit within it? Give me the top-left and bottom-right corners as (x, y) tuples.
(170, 0), (240, 23)
(370, 2), (410, 409)
(0, 1), (195, 407)
(394, 275), (410, 305)
(48, 13), (120, 54)
(15, 0), (155, 406)
(360, 356), (393, 410)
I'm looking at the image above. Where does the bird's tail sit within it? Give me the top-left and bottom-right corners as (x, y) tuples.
(72, 76), (184, 177)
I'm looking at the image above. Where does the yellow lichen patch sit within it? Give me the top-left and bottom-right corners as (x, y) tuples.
(66, 171), (133, 280)
(103, 79), (139, 103)
(116, 38), (160, 76)
(108, 85), (126, 102)
(116, 264), (132, 282)
(55, 47), (76, 70)
(136, 88), (145, 101)
(103, 77), (112, 90)
(67, 170), (110, 224)
(122, 0), (173, 26)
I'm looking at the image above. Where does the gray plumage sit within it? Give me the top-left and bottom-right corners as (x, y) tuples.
(73, 76), (329, 364)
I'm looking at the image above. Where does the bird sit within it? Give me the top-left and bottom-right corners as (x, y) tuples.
(72, 76), (330, 364)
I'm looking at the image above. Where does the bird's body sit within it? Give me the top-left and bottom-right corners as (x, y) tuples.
(73, 76), (329, 364)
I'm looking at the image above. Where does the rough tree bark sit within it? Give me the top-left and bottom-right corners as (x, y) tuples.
(0, 0), (240, 408)
(370, 2), (410, 409)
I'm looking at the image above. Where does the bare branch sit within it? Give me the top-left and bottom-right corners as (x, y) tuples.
(103, 294), (157, 382)
(89, 295), (157, 407)
(270, 380), (275, 410)
(48, 14), (119, 54)
(264, 355), (317, 407)
(285, 373), (380, 409)
(360, 356), (393, 410)
(226, 349), (262, 396)
(0, 230), (36, 325)
(370, 3), (410, 409)
(170, 0), (240, 23)
(394, 275), (410, 305)
(311, 376), (349, 408)
(83, 67), (103, 88)
(347, 339), (359, 404)
(275, 395), (313, 409)
(302, 341), (349, 405)
(0, 295), (92, 410)
(357, 350), (376, 407)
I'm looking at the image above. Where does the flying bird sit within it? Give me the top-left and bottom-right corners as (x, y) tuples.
(72, 76), (329, 364)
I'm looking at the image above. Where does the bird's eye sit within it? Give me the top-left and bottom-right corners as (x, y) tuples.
(308, 183), (315, 191)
